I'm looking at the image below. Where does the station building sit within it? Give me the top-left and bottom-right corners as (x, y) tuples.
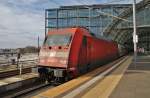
(104, 0), (150, 55)
(46, 0), (150, 55)
(45, 4), (131, 37)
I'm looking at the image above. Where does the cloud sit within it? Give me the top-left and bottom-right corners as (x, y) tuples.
(0, 0), (45, 48)
(0, 0), (142, 48)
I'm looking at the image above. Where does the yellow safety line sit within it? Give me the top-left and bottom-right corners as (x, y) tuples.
(80, 57), (132, 98)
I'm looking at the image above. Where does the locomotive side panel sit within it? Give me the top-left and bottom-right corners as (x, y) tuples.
(67, 30), (83, 77)
(77, 36), (88, 74)
(107, 42), (119, 60)
(85, 37), (119, 70)
(91, 39), (109, 65)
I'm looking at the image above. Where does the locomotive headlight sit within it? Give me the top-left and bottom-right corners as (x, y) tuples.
(49, 52), (56, 57)
(60, 60), (67, 64)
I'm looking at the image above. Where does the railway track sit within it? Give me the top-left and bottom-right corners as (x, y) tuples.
(1, 81), (52, 98)
(0, 59), (38, 79)
(0, 73), (44, 98)
(0, 67), (33, 79)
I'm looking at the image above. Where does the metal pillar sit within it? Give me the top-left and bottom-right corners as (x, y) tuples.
(133, 0), (137, 64)
(38, 36), (40, 56)
(45, 10), (47, 39)
(19, 63), (22, 75)
(89, 8), (91, 30)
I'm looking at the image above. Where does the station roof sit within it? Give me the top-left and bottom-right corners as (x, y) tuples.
(46, 4), (131, 11)
(104, 0), (150, 47)
(60, 4), (131, 9)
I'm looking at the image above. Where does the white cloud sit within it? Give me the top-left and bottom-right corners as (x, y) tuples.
(3, 0), (39, 5)
(0, 1), (45, 48)
(0, 0), (143, 48)
(0, 0), (68, 48)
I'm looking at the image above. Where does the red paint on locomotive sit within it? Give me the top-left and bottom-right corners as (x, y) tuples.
(38, 27), (122, 82)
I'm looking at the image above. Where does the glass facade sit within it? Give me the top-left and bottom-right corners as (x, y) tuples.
(104, 0), (150, 55)
(46, 4), (131, 38)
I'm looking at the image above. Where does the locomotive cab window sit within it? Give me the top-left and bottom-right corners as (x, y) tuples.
(45, 34), (72, 46)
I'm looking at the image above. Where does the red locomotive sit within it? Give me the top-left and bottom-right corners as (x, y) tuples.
(38, 27), (126, 83)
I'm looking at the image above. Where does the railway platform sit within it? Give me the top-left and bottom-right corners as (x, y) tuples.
(0, 73), (39, 97)
(32, 55), (150, 98)
(110, 56), (150, 98)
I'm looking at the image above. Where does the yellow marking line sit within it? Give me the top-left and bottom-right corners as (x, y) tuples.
(62, 56), (130, 98)
(80, 56), (132, 98)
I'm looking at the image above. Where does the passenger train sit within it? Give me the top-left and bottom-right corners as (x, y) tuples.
(38, 27), (126, 83)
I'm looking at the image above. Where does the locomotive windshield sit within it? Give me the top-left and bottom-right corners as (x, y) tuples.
(45, 34), (72, 46)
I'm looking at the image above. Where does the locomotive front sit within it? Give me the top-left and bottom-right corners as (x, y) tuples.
(38, 33), (73, 82)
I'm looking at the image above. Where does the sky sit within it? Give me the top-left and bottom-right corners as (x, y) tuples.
(0, 0), (142, 48)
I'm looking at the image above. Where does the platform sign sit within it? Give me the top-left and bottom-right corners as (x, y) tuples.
(133, 35), (138, 43)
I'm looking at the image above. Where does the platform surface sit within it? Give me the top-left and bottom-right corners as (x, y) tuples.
(74, 56), (150, 98)
(110, 56), (150, 98)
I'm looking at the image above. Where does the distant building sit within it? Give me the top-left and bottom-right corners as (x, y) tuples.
(0, 49), (3, 53)
(46, 4), (131, 37)
(0, 49), (17, 55)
